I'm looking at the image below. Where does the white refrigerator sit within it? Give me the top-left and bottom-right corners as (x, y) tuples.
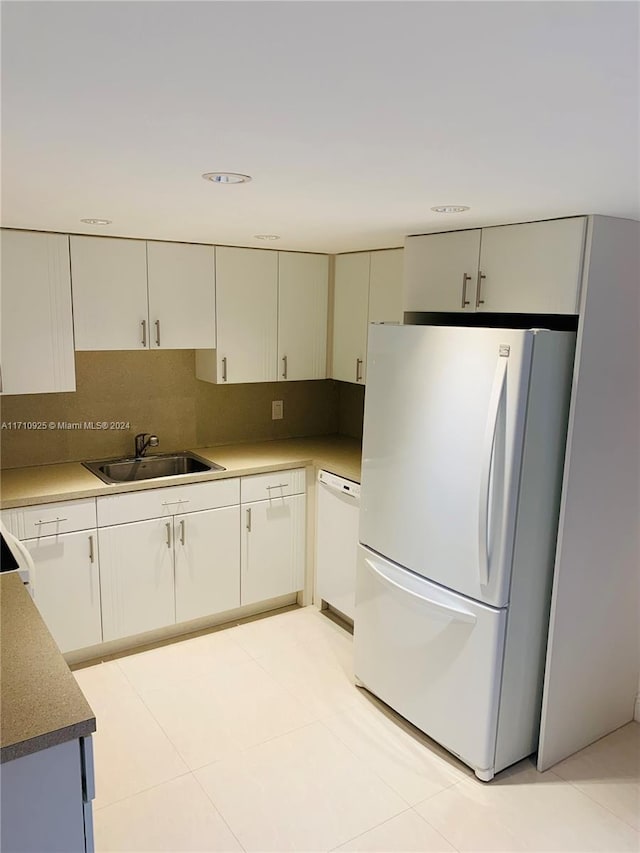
(354, 323), (575, 781)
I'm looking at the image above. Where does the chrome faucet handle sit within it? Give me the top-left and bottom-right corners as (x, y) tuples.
(134, 433), (159, 457)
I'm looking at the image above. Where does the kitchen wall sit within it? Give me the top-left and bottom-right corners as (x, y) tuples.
(0, 351), (353, 469)
(337, 382), (365, 440)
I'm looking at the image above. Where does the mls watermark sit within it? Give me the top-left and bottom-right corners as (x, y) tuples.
(1, 421), (131, 431)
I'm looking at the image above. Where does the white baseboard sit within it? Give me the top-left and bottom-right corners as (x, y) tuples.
(635, 694), (640, 723)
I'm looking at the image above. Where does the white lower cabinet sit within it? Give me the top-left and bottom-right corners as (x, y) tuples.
(174, 506), (241, 622)
(241, 491), (306, 606)
(98, 518), (176, 642)
(240, 468), (306, 606)
(24, 530), (102, 653)
(5, 469), (308, 652)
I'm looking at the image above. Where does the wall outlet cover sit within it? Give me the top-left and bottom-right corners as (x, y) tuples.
(272, 400), (284, 420)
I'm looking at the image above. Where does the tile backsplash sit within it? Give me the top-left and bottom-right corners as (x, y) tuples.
(0, 351), (352, 469)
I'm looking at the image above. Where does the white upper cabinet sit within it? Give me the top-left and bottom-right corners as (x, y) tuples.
(146, 241), (216, 349)
(403, 230), (481, 313)
(71, 235), (216, 350)
(278, 252), (328, 381)
(0, 229), (76, 394)
(368, 248), (405, 323)
(196, 247), (329, 385)
(403, 217), (587, 315)
(331, 248), (404, 384)
(212, 246), (279, 384)
(71, 236), (149, 350)
(477, 218), (586, 314)
(332, 252), (370, 384)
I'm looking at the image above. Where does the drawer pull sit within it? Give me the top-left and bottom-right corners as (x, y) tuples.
(160, 499), (190, 506)
(36, 517), (68, 525)
(266, 483), (288, 490)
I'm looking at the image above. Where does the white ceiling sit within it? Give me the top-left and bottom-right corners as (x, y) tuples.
(1, 1), (638, 253)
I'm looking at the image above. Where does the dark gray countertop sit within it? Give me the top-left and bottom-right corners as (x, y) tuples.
(0, 573), (96, 764)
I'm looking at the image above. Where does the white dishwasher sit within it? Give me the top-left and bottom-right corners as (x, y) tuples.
(316, 470), (360, 621)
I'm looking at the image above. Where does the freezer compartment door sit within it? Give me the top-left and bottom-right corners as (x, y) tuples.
(354, 546), (507, 777)
(360, 323), (535, 608)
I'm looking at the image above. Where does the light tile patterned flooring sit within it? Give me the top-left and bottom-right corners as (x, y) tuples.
(74, 606), (640, 852)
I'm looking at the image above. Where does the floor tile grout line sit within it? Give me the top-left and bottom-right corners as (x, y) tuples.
(546, 769), (640, 832)
(326, 805), (416, 852)
(186, 720), (322, 773)
(313, 706), (469, 810)
(409, 802), (464, 853)
(188, 769), (247, 853)
(92, 767), (193, 813)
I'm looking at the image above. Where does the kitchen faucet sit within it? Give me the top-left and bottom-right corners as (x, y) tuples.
(134, 433), (159, 458)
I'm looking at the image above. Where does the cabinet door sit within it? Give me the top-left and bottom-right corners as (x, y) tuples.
(174, 506), (240, 623)
(368, 249), (404, 324)
(215, 247), (278, 383)
(278, 252), (328, 381)
(24, 530), (102, 653)
(99, 519), (175, 642)
(0, 230), (75, 394)
(332, 252), (370, 384)
(241, 494), (305, 606)
(403, 230), (481, 313)
(146, 241), (216, 349)
(478, 218), (587, 314)
(70, 236), (149, 350)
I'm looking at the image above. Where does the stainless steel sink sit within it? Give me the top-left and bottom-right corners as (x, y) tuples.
(83, 451), (225, 485)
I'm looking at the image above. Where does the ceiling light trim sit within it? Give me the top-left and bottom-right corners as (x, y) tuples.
(202, 172), (252, 184)
(430, 205), (471, 214)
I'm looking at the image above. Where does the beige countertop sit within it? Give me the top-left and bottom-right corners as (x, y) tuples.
(0, 435), (362, 509)
(0, 573), (96, 763)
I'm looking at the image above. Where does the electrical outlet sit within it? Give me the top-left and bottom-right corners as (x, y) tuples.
(272, 400), (284, 420)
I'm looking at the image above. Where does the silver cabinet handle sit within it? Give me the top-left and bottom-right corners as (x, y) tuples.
(36, 517), (68, 525)
(141, 319), (147, 347)
(476, 271), (486, 307)
(165, 521), (171, 548)
(282, 355), (288, 379)
(461, 273), (472, 308)
(155, 319), (161, 347)
(180, 519), (185, 545)
(222, 356), (227, 382)
(88, 534), (95, 564)
(356, 358), (363, 382)
(160, 499), (190, 506)
(246, 507), (252, 532)
(266, 483), (288, 490)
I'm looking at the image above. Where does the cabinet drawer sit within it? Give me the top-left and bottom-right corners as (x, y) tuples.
(240, 468), (306, 503)
(1, 498), (96, 539)
(97, 477), (240, 526)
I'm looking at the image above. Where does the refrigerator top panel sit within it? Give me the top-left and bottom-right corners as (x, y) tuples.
(360, 323), (541, 608)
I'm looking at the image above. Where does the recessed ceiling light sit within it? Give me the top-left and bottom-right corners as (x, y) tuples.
(254, 234), (280, 241)
(202, 172), (252, 184)
(430, 205), (470, 214)
(80, 218), (112, 225)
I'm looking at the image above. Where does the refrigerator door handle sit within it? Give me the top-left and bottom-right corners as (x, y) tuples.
(478, 355), (508, 587)
(365, 557), (477, 624)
